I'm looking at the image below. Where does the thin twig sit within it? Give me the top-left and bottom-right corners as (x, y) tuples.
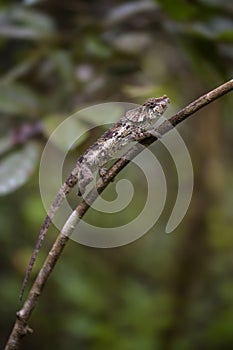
(4, 79), (233, 350)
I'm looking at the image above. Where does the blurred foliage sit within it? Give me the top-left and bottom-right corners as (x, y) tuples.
(0, 0), (233, 349)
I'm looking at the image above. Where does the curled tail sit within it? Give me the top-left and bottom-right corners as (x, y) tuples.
(19, 182), (72, 301)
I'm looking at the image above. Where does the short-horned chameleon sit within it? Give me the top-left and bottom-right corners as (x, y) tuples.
(20, 95), (170, 300)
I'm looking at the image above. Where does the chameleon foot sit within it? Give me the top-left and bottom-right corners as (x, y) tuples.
(99, 167), (108, 183)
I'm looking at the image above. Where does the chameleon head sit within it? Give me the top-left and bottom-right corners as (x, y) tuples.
(125, 95), (170, 124)
(143, 95), (170, 120)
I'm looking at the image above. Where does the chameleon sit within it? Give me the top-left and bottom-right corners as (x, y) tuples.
(19, 95), (170, 301)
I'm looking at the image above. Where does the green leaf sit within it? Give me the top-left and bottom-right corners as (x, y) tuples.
(85, 37), (112, 58)
(50, 50), (76, 92)
(217, 30), (233, 42)
(0, 6), (55, 39)
(0, 135), (12, 156)
(0, 141), (40, 195)
(43, 115), (89, 151)
(157, 0), (199, 20)
(0, 82), (40, 116)
(78, 103), (124, 125)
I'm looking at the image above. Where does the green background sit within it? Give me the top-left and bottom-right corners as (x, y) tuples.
(0, 0), (233, 349)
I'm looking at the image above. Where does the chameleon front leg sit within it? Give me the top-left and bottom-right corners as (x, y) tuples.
(131, 128), (162, 141)
(146, 128), (162, 139)
(99, 167), (109, 183)
(77, 163), (94, 195)
(77, 165), (110, 195)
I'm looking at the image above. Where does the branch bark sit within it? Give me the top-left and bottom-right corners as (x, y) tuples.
(4, 79), (233, 350)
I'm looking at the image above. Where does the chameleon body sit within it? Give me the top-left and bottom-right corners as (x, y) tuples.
(20, 95), (170, 300)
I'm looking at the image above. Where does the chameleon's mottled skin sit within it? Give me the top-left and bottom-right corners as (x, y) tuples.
(69, 95), (170, 194)
(20, 96), (170, 300)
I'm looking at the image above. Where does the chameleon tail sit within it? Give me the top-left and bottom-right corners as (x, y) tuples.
(19, 183), (71, 301)
(19, 214), (52, 302)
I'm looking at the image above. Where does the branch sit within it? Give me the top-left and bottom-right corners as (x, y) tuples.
(4, 79), (233, 350)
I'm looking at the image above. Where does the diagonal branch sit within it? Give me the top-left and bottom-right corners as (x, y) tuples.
(4, 79), (233, 350)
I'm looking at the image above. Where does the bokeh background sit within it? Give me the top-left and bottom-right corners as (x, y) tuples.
(1, 0), (233, 349)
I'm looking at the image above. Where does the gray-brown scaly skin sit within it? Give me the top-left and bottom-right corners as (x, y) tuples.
(20, 95), (170, 301)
